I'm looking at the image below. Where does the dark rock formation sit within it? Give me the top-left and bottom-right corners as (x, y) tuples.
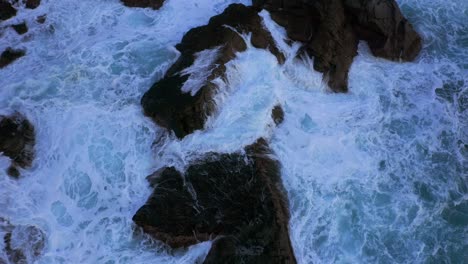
(141, 4), (284, 138)
(121, 0), (165, 9)
(0, 217), (45, 264)
(0, 0), (17, 21)
(133, 139), (296, 263)
(24, 0), (40, 9)
(0, 113), (35, 178)
(12, 22), (28, 35)
(253, 0), (422, 92)
(0, 48), (25, 69)
(272, 105), (284, 126)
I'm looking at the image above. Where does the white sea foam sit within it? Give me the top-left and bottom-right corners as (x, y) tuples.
(0, 0), (466, 263)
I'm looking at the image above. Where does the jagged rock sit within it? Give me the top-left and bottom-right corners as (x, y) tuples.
(0, 113), (35, 178)
(272, 105), (284, 126)
(24, 0), (40, 9)
(133, 139), (296, 263)
(12, 22), (28, 35)
(0, 217), (45, 264)
(0, 48), (25, 69)
(141, 4), (284, 138)
(120, 0), (165, 9)
(0, 0), (17, 21)
(253, 0), (422, 92)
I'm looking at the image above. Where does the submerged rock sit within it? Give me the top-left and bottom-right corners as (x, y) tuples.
(133, 139), (296, 263)
(0, 217), (45, 264)
(120, 0), (165, 9)
(253, 0), (422, 92)
(0, 113), (35, 178)
(141, 4), (284, 138)
(0, 48), (25, 69)
(0, 0), (17, 21)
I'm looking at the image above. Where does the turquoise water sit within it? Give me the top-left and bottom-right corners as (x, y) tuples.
(0, 0), (466, 263)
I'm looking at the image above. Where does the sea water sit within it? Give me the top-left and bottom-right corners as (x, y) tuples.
(0, 0), (466, 263)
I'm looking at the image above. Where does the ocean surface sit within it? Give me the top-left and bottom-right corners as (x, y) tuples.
(0, 0), (466, 263)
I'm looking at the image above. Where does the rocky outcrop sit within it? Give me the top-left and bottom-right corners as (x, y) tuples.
(272, 105), (285, 126)
(133, 139), (296, 263)
(120, 0), (165, 9)
(24, 0), (40, 9)
(0, 48), (25, 69)
(253, 0), (422, 92)
(12, 22), (28, 35)
(0, 1), (17, 21)
(0, 217), (45, 264)
(0, 113), (35, 178)
(141, 4), (284, 138)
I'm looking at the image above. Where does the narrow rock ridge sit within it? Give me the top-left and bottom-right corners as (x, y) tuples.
(120, 0), (165, 10)
(253, 0), (422, 92)
(133, 138), (296, 263)
(0, 217), (45, 264)
(0, 113), (35, 178)
(141, 4), (284, 138)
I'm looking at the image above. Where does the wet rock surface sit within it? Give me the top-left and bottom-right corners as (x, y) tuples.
(141, 4), (283, 138)
(253, 0), (422, 92)
(272, 105), (284, 126)
(0, 217), (45, 264)
(0, 113), (35, 178)
(133, 139), (296, 263)
(0, 49), (25, 69)
(11, 22), (28, 35)
(120, 0), (165, 9)
(0, 1), (17, 21)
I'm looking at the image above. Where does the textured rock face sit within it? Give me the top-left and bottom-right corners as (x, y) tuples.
(253, 0), (422, 92)
(24, 0), (41, 9)
(133, 139), (296, 263)
(0, 0), (17, 21)
(272, 105), (285, 126)
(141, 4), (283, 138)
(12, 22), (28, 35)
(120, 0), (165, 9)
(0, 113), (35, 178)
(0, 218), (45, 264)
(0, 49), (25, 69)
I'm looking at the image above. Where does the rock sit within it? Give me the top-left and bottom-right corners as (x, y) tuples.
(0, 0), (17, 21)
(12, 22), (28, 35)
(0, 48), (25, 69)
(343, 0), (422, 61)
(253, 0), (422, 92)
(36, 15), (46, 24)
(141, 4), (284, 138)
(120, 0), (165, 9)
(0, 113), (35, 178)
(272, 105), (284, 126)
(133, 139), (296, 263)
(24, 0), (40, 9)
(0, 217), (45, 264)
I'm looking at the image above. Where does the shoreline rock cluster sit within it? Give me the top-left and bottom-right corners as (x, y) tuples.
(132, 1), (422, 263)
(0, 0), (45, 69)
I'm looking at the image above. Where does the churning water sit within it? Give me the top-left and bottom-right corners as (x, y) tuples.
(0, 0), (466, 263)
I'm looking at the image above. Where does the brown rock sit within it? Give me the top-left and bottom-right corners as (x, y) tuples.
(120, 0), (165, 9)
(0, 113), (35, 178)
(0, 48), (25, 69)
(133, 139), (296, 263)
(253, 0), (422, 92)
(141, 4), (284, 138)
(272, 104), (284, 125)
